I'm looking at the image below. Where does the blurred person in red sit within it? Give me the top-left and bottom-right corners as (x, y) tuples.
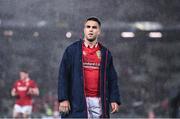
(11, 70), (39, 118)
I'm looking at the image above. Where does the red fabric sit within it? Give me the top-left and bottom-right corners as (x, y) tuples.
(82, 43), (101, 97)
(13, 79), (38, 106)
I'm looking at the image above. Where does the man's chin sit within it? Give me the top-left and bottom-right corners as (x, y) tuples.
(87, 38), (96, 42)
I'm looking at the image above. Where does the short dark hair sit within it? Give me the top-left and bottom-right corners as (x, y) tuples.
(20, 67), (28, 74)
(85, 16), (101, 27)
(20, 69), (28, 74)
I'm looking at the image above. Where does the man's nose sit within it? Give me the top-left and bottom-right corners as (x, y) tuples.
(89, 28), (93, 32)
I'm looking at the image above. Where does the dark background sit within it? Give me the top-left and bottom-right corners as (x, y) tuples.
(0, 0), (180, 118)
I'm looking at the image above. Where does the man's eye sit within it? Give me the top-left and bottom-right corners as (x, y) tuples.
(86, 26), (91, 28)
(92, 26), (97, 29)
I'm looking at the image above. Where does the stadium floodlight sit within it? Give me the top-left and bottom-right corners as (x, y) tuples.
(121, 32), (135, 38)
(4, 30), (13, 37)
(37, 20), (47, 27)
(33, 32), (39, 37)
(133, 22), (163, 31)
(66, 31), (72, 39)
(149, 32), (162, 38)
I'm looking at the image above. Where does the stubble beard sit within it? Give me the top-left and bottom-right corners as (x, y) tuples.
(87, 38), (96, 42)
(86, 36), (97, 42)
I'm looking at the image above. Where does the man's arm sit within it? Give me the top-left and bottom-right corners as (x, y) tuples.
(27, 87), (39, 96)
(11, 88), (17, 97)
(58, 48), (71, 102)
(58, 48), (71, 112)
(27, 80), (40, 96)
(108, 53), (121, 112)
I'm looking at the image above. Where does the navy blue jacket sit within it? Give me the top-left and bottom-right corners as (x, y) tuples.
(58, 40), (121, 118)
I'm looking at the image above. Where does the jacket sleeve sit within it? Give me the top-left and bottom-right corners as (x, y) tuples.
(58, 48), (71, 102)
(108, 53), (121, 105)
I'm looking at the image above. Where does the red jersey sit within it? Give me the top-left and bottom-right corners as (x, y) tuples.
(82, 43), (101, 97)
(12, 79), (38, 106)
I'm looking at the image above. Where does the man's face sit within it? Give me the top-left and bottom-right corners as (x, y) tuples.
(20, 71), (28, 80)
(84, 20), (101, 42)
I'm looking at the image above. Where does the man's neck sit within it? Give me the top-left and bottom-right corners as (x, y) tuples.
(84, 38), (98, 48)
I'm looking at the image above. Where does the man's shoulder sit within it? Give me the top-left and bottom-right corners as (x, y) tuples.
(28, 79), (35, 83)
(66, 40), (81, 51)
(29, 79), (38, 86)
(68, 40), (81, 47)
(15, 79), (21, 83)
(13, 80), (22, 86)
(99, 43), (111, 53)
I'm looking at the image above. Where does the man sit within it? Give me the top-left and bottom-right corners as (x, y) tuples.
(11, 70), (39, 118)
(58, 17), (121, 118)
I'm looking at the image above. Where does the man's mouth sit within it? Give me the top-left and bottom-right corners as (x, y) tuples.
(88, 33), (93, 36)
